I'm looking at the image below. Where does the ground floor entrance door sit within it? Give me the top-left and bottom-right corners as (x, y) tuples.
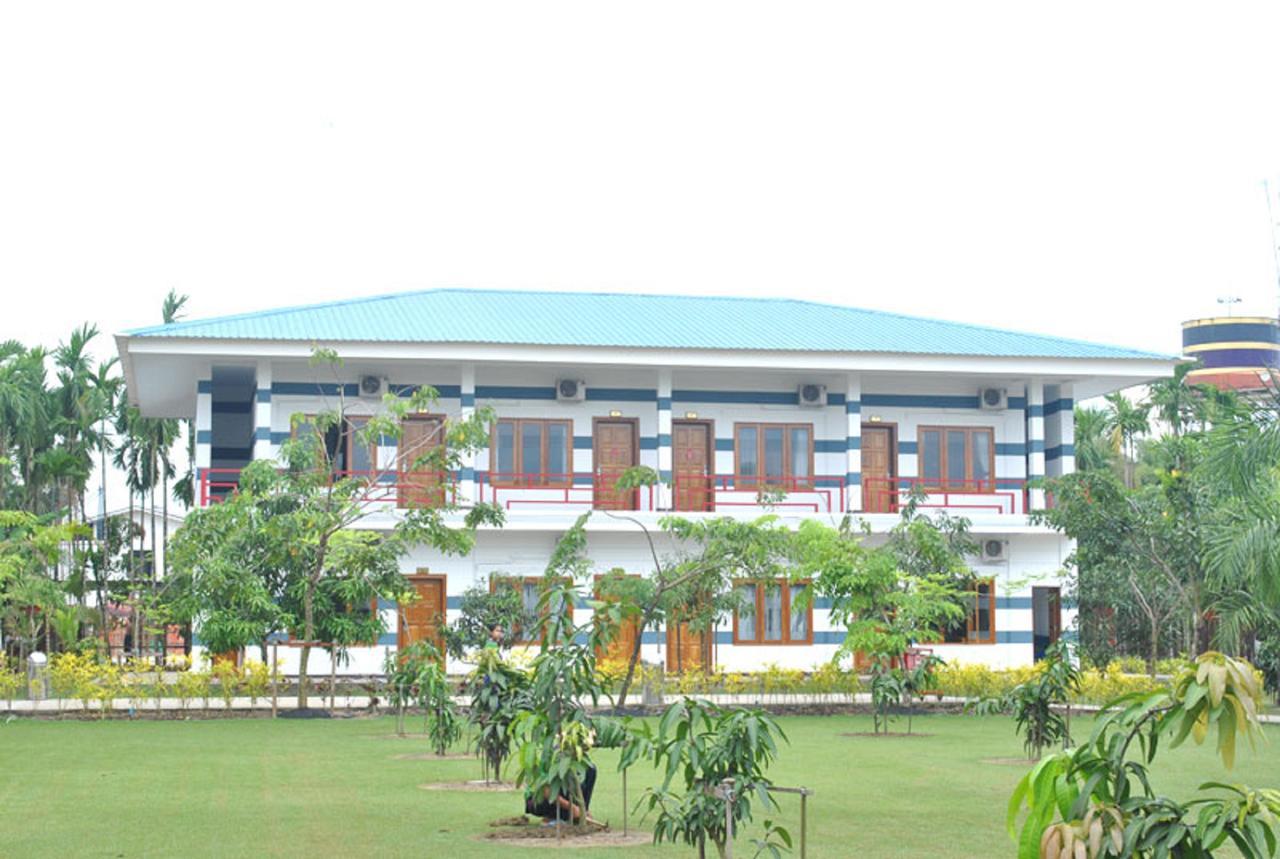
(666, 619), (712, 673)
(1032, 586), (1062, 661)
(398, 573), (447, 658)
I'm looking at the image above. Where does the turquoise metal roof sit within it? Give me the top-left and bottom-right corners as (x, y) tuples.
(124, 288), (1168, 360)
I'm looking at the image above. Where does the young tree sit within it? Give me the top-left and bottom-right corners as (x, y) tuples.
(439, 581), (526, 659)
(973, 641), (1080, 759)
(165, 349), (504, 707)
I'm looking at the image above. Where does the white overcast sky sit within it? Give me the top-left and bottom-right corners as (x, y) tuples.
(2, 2), (1280, 511)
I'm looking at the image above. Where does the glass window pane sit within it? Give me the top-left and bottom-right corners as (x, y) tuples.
(738, 427), (758, 484)
(921, 430), (941, 483)
(349, 418), (373, 474)
(545, 422), (568, 483)
(521, 422), (544, 483)
(736, 584), (757, 641)
(496, 421), (515, 478)
(521, 582), (540, 618)
(789, 584), (808, 640)
(789, 427), (810, 479)
(972, 431), (991, 485)
(973, 581), (992, 641)
(763, 584), (783, 641)
(763, 428), (785, 480)
(946, 430), (967, 485)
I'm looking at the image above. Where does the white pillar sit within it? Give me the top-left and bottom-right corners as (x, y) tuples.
(845, 373), (862, 513)
(460, 364), (477, 504)
(1051, 383), (1075, 477)
(657, 368), (673, 511)
(1026, 380), (1046, 511)
(253, 359), (274, 463)
(195, 378), (213, 505)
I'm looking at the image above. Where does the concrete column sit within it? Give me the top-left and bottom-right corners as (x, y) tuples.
(253, 360), (274, 463)
(845, 373), (862, 513)
(195, 378), (213, 505)
(1049, 383), (1075, 478)
(460, 364), (477, 504)
(657, 368), (673, 511)
(1026, 380), (1046, 511)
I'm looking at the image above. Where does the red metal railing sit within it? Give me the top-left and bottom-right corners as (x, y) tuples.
(671, 474), (847, 514)
(479, 471), (657, 511)
(859, 476), (1025, 515)
(198, 468), (458, 508)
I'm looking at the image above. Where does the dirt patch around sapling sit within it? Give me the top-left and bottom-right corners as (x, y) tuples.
(481, 816), (651, 848)
(364, 732), (438, 741)
(419, 780), (517, 792)
(391, 752), (473, 761)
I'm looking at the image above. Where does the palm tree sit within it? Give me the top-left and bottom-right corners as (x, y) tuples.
(1103, 391), (1150, 488)
(1146, 362), (1203, 438)
(1071, 406), (1115, 474)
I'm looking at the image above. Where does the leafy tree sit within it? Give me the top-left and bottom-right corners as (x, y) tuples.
(464, 645), (526, 783)
(439, 581), (526, 659)
(384, 640), (461, 754)
(629, 698), (789, 859)
(165, 348), (504, 707)
(1073, 406), (1117, 475)
(1008, 652), (1279, 858)
(1103, 392), (1150, 489)
(0, 511), (84, 661)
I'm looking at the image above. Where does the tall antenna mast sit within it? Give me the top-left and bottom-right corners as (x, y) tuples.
(1265, 180), (1280, 318)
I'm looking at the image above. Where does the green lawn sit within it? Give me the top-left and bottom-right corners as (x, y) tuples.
(3, 713), (1277, 858)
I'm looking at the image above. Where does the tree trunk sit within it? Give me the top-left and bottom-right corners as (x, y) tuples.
(1148, 614), (1159, 677)
(298, 580), (316, 709)
(614, 608), (656, 711)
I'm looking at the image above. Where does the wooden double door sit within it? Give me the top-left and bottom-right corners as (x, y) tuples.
(398, 573), (447, 657)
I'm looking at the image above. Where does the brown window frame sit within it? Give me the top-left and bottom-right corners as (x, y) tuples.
(490, 418), (574, 488)
(732, 422), (815, 489)
(732, 578), (813, 645)
(942, 578), (997, 645)
(490, 575), (574, 644)
(918, 426), (996, 493)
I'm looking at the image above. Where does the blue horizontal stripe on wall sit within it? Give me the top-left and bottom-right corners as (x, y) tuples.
(573, 436), (593, 449)
(1008, 396), (1027, 410)
(673, 389), (800, 405)
(828, 393), (846, 406)
(1200, 348), (1280, 369)
(659, 469), (672, 481)
(270, 431), (291, 444)
(846, 437), (860, 450)
(460, 393), (476, 407)
(1045, 398), (1074, 417)
(585, 387), (658, 402)
(846, 400), (861, 414)
(253, 427), (271, 441)
(212, 400), (253, 414)
(272, 381), (358, 397)
(256, 389), (272, 403)
(845, 472), (861, 485)
(658, 433), (671, 447)
(657, 396), (672, 410)
(862, 394), (981, 409)
(997, 596), (1032, 609)
(899, 441), (917, 454)
(197, 379), (213, 394)
(390, 383), (461, 398)
(460, 467), (475, 481)
(1028, 440), (1045, 453)
(1027, 404), (1044, 418)
(1045, 444), (1075, 461)
(996, 443), (1025, 456)
(196, 429), (213, 443)
(378, 633), (396, 646)
(715, 438), (734, 452)
(814, 440), (844, 453)
(640, 436), (658, 450)
(997, 631), (1034, 644)
(377, 597), (395, 611)
(476, 385), (556, 399)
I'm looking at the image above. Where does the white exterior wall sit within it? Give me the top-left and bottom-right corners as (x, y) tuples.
(195, 361), (1075, 674)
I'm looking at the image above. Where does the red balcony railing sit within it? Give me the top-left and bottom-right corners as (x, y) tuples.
(479, 471), (657, 511)
(671, 474), (847, 514)
(859, 476), (1026, 515)
(198, 468), (458, 508)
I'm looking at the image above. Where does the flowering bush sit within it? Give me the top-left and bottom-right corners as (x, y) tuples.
(0, 658), (23, 704)
(242, 660), (271, 706)
(211, 659), (242, 714)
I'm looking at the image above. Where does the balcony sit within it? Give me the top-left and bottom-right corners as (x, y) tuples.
(198, 469), (1027, 517)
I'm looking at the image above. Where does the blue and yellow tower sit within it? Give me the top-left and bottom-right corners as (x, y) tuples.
(1181, 316), (1280, 391)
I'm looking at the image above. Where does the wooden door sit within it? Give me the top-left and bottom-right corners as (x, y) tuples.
(673, 420), (714, 512)
(861, 425), (896, 513)
(666, 620), (712, 673)
(398, 416), (445, 507)
(594, 575), (641, 666)
(398, 574), (447, 657)
(593, 419), (638, 510)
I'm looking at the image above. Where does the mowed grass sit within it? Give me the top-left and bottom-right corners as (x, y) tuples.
(2, 712), (1278, 858)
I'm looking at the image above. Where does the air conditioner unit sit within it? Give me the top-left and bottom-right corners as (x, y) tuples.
(556, 378), (587, 403)
(978, 387), (1008, 410)
(980, 538), (1008, 563)
(358, 375), (389, 399)
(797, 383), (828, 408)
